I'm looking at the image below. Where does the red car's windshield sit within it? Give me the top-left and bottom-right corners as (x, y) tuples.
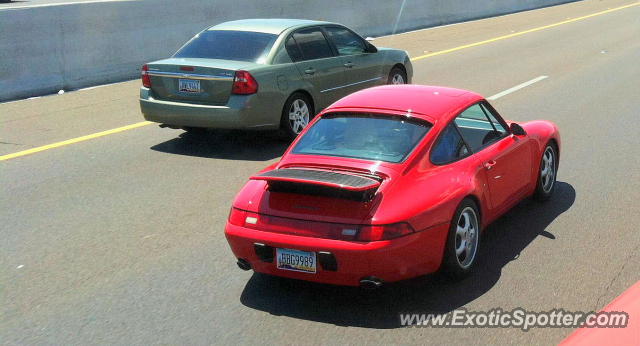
(292, 113), (432, 163)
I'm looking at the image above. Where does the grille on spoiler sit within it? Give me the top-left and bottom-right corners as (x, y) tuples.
(255, 168), (379, 190)
(251, 168), (381, 201)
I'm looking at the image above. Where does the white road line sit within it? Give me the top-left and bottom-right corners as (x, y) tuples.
(77, 81), (128, 91)
(487, 76), (548, 100)
(1, 79), (136, 105)
(1, 0), (134, 10)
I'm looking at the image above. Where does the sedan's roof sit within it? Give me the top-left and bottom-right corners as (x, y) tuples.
(326, 85), (484, 123)
(208, 19), (332, 35)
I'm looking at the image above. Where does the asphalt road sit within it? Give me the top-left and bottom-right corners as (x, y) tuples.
(2, 0), (640, 344)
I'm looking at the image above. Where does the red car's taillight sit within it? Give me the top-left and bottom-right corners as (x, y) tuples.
(357, 223), (415, 241)
(232, 70), (258, 95)
(227, 208), (358, 240)
(228, 208), (248, 226)
(228, 207), (414, 242)
(141, 64), (151, 88)
(228, 209), (264, 229)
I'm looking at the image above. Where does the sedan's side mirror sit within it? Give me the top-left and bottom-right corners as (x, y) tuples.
(510, 123), (527, 136)
(365, 42), (378, 53)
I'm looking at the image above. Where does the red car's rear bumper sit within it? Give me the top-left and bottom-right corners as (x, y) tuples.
(224, 222), (449, 286)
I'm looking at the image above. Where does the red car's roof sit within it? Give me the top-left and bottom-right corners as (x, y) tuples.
(325, 85), (484, 123)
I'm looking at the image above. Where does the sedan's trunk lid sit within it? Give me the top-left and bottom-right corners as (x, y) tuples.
(146, 58), (259, 105)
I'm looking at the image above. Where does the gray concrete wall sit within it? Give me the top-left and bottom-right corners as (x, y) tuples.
(0, 0), (576, 102)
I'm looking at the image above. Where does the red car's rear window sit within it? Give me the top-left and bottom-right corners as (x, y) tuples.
(292, 113), (432, 163)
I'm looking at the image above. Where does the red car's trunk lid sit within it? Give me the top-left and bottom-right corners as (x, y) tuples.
(249, 168), (384, 225)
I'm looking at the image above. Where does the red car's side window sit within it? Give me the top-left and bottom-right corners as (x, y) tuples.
(454, 103), (508, 153)
(431, 123), (470, 165)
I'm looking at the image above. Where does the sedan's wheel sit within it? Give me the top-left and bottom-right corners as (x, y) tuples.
(442, 199), (480, 280)
(281, 93), (314, 140)
(534, 143), (558, 201)
(388, 67), (407, 85)
(289, 99), (310, 133)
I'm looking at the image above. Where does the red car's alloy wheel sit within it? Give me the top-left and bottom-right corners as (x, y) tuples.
(534, 143), (558, 201)
(442, 199), (481, 279)
(455, 206), (479, 269)
(541, 146), (556, 193)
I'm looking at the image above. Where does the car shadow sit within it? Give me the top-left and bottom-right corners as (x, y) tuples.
(150, 130), (289, 161)
(239, 181), (576, 329)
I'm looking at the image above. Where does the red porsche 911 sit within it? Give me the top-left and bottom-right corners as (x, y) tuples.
(225, 85), (560, 288)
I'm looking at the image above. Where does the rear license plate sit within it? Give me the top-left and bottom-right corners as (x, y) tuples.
(276, 248), (316, 273)
(178, 79), (201, 93)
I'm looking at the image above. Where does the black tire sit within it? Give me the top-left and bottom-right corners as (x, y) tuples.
(441, 198), (481, 280)
(280, 92), (314, 140)
(387, 66), (408, 85)
(533, 143), (558, 201)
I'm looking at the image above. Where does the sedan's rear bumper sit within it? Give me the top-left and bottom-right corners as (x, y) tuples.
(139, 87), (280, 130)
(224, 222), (449, 286)
(405, 58), (414, 83)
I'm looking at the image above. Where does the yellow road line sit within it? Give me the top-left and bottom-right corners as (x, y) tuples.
(410, 2), (640, 62)
(2, 2), (638, 162)
(0, 121), (152, 161)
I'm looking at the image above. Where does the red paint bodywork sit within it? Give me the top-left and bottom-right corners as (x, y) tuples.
(224, 85), (561, 286)
(560, 280), (640, 346)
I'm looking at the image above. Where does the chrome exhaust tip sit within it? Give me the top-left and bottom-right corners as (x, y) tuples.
(359, 276), (383, 290)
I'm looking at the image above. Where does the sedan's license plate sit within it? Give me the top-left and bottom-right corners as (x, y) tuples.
(276, 248), (316, 273)
(178, 79), (200, 93)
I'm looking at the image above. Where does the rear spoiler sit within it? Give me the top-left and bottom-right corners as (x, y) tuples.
(250, 168), (381, 201)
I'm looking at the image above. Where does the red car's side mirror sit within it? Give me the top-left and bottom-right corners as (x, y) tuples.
(510, 123), (527, 136)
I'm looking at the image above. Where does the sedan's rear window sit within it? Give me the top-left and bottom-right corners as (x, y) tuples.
(174, 30), (278, 62)
(292, 114), (431, 163)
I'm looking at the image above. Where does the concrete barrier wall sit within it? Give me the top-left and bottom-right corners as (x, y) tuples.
(0, 0), (575, 102)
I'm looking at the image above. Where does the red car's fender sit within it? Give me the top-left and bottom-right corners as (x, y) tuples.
(520, 120), (562, 158)
(517, 120), (562, 194)
(371, 153), (489, 232)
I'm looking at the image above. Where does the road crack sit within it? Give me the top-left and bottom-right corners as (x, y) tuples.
(594, 242), (640, 310)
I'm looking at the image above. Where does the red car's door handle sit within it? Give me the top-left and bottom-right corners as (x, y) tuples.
(484, 160), (497, 170)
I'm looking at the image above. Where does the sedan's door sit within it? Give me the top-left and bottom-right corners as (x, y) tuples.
(323, 26), (385, 94)
(454, 102), (533, 214)
(287, 28), (347, 109)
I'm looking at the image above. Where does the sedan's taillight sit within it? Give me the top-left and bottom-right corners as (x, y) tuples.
(232, 70), (258, 95)
(141, 64), (151, 88)
(357, 223), (415, 241)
